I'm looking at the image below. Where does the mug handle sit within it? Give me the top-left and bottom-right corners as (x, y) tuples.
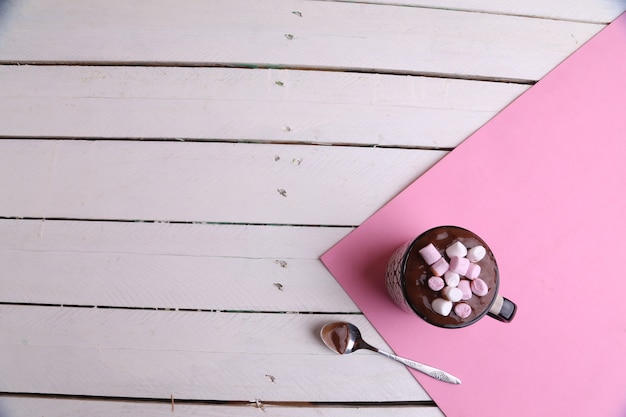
(487, 295), (517, 323)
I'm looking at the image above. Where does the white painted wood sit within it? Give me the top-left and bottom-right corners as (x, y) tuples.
(341, 0), (626, 23)
(0, 219), (357, 311)
(0, 140), (447, 225)
(0, 0), (603, 81)
(0, 305), (430, 402)
(0, 219), (350, 259)
(0, 397), (445, 417)
(1, 250), (358, 311)
(0, 65), (528, 148)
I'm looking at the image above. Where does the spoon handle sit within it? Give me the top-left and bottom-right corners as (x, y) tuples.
(376, 349), (461, 384)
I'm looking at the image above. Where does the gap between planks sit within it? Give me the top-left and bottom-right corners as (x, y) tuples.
(0, 301), (363, 316)
(0, 396), (445, 417)
(317, 0), (620, 24)
(0, 61), (538, 85)
(0, 215), (358, 229)
(0, 392), (436, 408)
(0, 136), (457, 152)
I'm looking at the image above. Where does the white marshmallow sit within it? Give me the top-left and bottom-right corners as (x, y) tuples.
(427, 276), (445, 291)
(465, 263), (481, 279)
(418, 243), (441, 265)
(443, 271), (460, 287)
(471, 278), (489, 296)
(467, 245), (487, 262)
(430, 257), (449, 277)
(445, 241), (467, 258)
(431, 298), (453, 316)
(457, 280), (473, 300)
(454, 303), (472, 319)
(449, 256), (470, 275)
(442, 286), (463, 302)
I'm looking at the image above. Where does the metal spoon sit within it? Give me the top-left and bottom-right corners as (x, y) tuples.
(320, 321), (461, 384)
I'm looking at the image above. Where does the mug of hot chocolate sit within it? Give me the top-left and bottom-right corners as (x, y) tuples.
(385, 226), (516, 328)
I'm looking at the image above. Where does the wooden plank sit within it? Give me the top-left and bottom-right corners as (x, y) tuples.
(342, 0), (626, 23)
(0, 305), (432, 402)
(1, 250), (358, 312)
(0, 397), (444, 417)
(0, 140), (447, 225)
(0, 219), (357, 311)
(0, 219), (349, 259)
(0, 0), (603, 81)
(0, 65), (528, 148)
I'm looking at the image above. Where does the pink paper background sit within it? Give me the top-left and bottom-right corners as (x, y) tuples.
(321, 13), (626, 417)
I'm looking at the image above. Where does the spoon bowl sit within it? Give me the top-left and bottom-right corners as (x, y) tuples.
(320, 321), (461, 384)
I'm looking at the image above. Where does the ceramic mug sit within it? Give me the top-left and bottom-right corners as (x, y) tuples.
(385, 226), (516, 328)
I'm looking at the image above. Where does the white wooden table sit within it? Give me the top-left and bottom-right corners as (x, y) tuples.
(1, 1), (624, 416)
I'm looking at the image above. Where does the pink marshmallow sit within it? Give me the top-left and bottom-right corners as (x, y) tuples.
(418, 243), (441, 265)
(427, 276), (445, 291)
(457, 279), (473, 300)
(430, 257), (449, 277)
(471, 278), (489, 296)
(449, 256), (470, 275)
(454, 303), (472, 319)
(465, 263), (481, 279)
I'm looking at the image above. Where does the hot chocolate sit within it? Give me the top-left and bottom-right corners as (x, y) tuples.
(402, 226), (499, 328)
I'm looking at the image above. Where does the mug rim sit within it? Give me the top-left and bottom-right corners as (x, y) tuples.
(399, 225), (500, 328)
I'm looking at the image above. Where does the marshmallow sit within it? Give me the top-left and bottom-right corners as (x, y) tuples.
(430, 257), (449, 277)
(467, 245), (486, 262)
(471, 278), (489, 296)
(457, 279), (473, 300)
(454, 303), (472, 319)
(442, 286), (463, 302)
(465, 263), (481, 279)
(445, 241), (467, 258)
(443, 271), (460, 287)
(427, 276), (445, 291)
(431, 298), (453, 316)
(418, 243), (441, 265)
(449, 256), (470, 276)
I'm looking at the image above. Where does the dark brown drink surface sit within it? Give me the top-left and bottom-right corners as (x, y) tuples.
(403, 226), (498, 328)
